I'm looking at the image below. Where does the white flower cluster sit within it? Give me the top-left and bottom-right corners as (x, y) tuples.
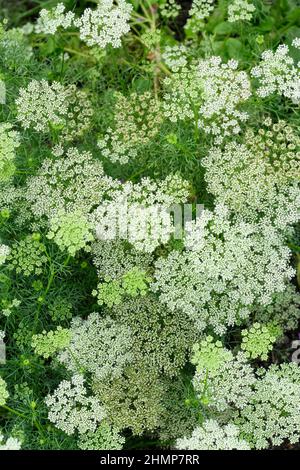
(16, 80), (93, 140)
(58, 313), (132, 381)
(74, 0), (132, 48)
(292, 37), (300, 49)
(35, 3), (75, 35)
(251, 44), (300, 103)
(176, 420), (250, 450)
(228, 0), (255, 23)
(202, 119), (300, 224)
(185, 0), (215, 32)
(91, 175), (189, 252)
(45, 375), (105, 436)
(237, 364), (300, 449)
(98, 91), (163, 164)
(25, 147), (118, 218)
(0, 123), (20, 183)
(0, 244), (10, 265)
(163, 56), (251, 141)
(152, 205), (294, 334)
(160, 0), (181, 19)
(193, 351), (256, 412)
(0, 433), (22, 450)
(162, 45), (188, 72)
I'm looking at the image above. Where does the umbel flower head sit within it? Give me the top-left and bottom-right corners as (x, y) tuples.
(16, 80), (93, 140)
(74, 0), (132, 48)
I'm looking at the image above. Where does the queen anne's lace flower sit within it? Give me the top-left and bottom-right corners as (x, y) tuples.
(0, 433), (22, 450)
(228, 0), (255, 23)
(251, 44), (300, 103)
(58, 313), (132, 380)
(152, 205), (294, 334)
(185, 0), (216, 32)
(16, 80), (93, 140)
(45, 375), (106, 435)
(237, 364), (300, 449)
(163, 56), (251, 140)
(98, 91), (163, 164)
(176, 420), (250, 450)
(35, 3), (75, 35)
(74, 0), (132, 48)
(202, 118), (300, 225)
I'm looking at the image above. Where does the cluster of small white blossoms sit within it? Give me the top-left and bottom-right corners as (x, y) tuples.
(0, 433), (22, 450)
(185, 0), (216, 32)
(228, 0), (255, 23)
(90, 175), (189, 252)
(202, 118), (300, 224)
(152, 205), (294, 334)
(35, 3), (75, 35)
(57, 313), (132, 381)
(292, 37), (300, 49)
(16, 80), (93, 140)
(176, 420), (250, 450)
(45, 375), (106, 436)
(25, 147), (118, 218)
(163, 56), (251, 141)
(0, 123), (20, 183)
(98, 91), (163, 164)
(160, 0), (181, 19)
(251, 44), (300, 103)
(254, 284), (300, 331)
(237, 364), (300, 449)
(74, 0), (132, 48)
(162, 45), (188, 72)
(0, 244), (10, 265)
(91, 240), (152, 281)
(193, 351), (256, 413)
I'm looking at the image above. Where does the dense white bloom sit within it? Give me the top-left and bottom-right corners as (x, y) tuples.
(202, 120), (300, 225)
(74, 0), (132, 48)
(251, 44), (300, 103)
(237, 364), (300, 449)
(176, 420), (250, 450)
(0, 244), (10, 265)
(25, 147), (118, 218)
(0, 433), (22, 450)
(16, 80), (93, 140)
(58, 313), (133, 380)
(185, 0), (215, 32)
(91, 175), (189, 252)
(162, 45), (188, 72)
(45, 375), (105, 435)
(163, 56), (251, 140)
(152, 206), (294, 334)
(35, 3), (75, 34)
(228, 0), (255, 23)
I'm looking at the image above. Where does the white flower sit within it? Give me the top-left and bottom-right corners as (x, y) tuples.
(45, 375), (106, 435)
(251, 44), (300, 103)
(228, 0), (255, 23)
(74, 0), (132, 48)
(0, 244), (10, 265)
(35, 3), (75, 35)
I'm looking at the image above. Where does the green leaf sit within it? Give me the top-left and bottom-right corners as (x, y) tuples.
(213, 22), (233, 35)
(225, 38), (243, 59)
